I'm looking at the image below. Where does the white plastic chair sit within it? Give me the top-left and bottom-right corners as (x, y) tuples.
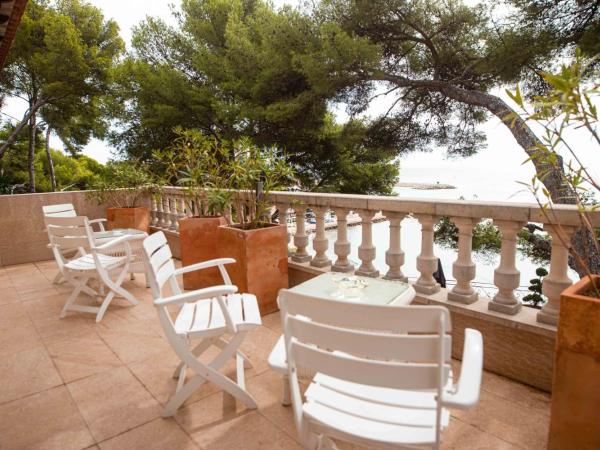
(277, 289), (483, 450)
(43, 203), (107, 284)
(141, 231), (261, 417)
(46, 216), (139, 322)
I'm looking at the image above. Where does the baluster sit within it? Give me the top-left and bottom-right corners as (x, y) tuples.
(355, 209), (379, 277)
(156, 193), (165, 228)
(292, 206), (311, 263)
(332, 208), (353, 273)
(448, 217), (479, 304)
(162, 195), (172, 229)
(414, 214), (441, 295)
(277, 203), (292, 256)
(169, 196), (178, 231)
(538, 224), (576, 325)
(311, 206), (331, 267)
(384, 212), (408, 281)
(489, 220), (525, 314)
(150, 195), (158, 227)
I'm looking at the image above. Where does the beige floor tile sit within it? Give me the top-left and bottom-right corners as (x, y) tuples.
(262, 311), (283, 335)
(247, 370), (298, 442)
(442, 417), (519, 449)
(0, 286), (20, 305)
(97, 319), (171, 364)
(0, 346), (63, 404)
(481, 370), (551, 415)
(67, 366), (162, 442)
(98, 417), (198, 450)
(452, 389), (549, 449)
(46, 332), (123, 383)
(0, 318), (42, 357)
(239, 324), (282, 375)
(0, 385), (95, 450)
(128, 349), (220, 407)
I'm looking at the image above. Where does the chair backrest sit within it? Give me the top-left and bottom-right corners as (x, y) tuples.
(280, 289), (452, 446)
(45, 216), (95, 271)
(42, 203), (77, 218)
(142, 231), (180, 299)
(279, 290), (452, 392)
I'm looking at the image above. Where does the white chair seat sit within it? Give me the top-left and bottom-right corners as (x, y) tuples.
(65, 253), (127, 271)
(304, 373), (450, 447)
(175, 293), (261, 338)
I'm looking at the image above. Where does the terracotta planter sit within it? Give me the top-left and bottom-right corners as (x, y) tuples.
(179, 216), (229, 290)
(548, 275), (600, 449)
(217, 223), (289, 315)
(106, 206), (149, 232)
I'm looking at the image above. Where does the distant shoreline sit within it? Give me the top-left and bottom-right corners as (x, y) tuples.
(395, 182), (456, 190)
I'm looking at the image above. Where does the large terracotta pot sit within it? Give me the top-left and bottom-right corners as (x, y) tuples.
(548, 275), (600, 449)
(179, 216), (229, 290)
(106, 206), (149, 232)
(217, 223), (289, 315)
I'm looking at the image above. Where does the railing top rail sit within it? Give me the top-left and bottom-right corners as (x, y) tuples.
(157, 186), (600, 226)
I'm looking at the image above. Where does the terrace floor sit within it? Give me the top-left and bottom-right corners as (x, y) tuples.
(0, 261), (552, 450)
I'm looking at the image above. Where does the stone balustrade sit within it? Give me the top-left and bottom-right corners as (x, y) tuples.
(150, 188), (600, 327)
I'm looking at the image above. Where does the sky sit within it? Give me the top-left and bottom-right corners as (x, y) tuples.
(3, 0), (599, 203)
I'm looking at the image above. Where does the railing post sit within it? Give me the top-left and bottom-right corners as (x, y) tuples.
(489, 220), (525, 314)
(277, 203), (292, 256)
(162, 195), (171, 229)
(332, 208), (354, 273)
(150, 195), (159, 227)
(448, 217), (479, 304)
(538, 224), (576, 325)
(356, 209), (379, 277)
(292, 206), (311, 263)
(414, 214), (441, 295)
(311, 206), (331, 268)
(169, 196), (178, 231)
(383, 212), (408, 281)
(156, 193), (165, 228)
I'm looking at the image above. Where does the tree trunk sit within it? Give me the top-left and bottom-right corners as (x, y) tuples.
(0, 97), (46, 160)
(45, 126), (57, 191)
(374, 73), (598, 276)
(28, 113), (36, 193)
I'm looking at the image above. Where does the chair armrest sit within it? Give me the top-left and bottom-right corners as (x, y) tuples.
(89, 218), (107, 232)
(154, 285), (238, 307)
(173, 258), (236, 276)
(441, 328), (483, 410)
(93, 234), (132, 251)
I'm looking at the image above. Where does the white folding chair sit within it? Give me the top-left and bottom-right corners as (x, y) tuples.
(46, 216), (139, 322)
(142, 231), (261, 417)
(278, 290), (483, 450)
(43, 203), (107, 284)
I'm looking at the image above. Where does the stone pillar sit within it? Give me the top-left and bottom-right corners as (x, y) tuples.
(538, 224), (576, 325)
(489, 220), (525, 314)
(169, 196), (178, 232)
(332, 208), (354, 273)
(156, 194), (165, 228)
(277, 204), (292, 256)
(292, 206), (311, 263)
(311, 207), (331, 268)
(150, 195), (159, 227)
(355, 210), (379, 277)
(414, 214), (441, 295)
(448, 217), (479, 304)
(162, 195), (171, 229)
(384, 212), (408, 281)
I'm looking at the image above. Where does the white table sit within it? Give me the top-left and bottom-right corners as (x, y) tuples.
(268, 272), (416, 405)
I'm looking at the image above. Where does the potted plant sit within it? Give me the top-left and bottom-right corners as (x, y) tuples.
(217, 142), (295, 315)
(509, 53), (600, 449)
(155, 128), (238, 290)
(89, 160), (157, 232)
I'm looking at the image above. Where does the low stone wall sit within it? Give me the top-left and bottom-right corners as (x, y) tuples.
(0, 191), (130, 266)
(288, 262), (556, 392)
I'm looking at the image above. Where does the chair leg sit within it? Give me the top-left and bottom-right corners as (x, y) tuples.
(172, 338), (215, 379)
(163, 332), (258, 416)
(60, 276), (89, 318)
(215, 337), (254, 369)
(52, 271), (64, 285)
